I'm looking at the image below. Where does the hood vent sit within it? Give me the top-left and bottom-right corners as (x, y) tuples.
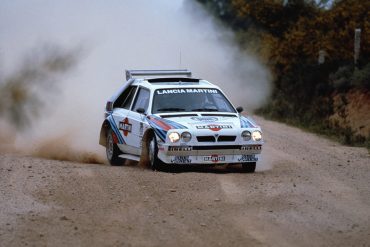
(201, 114), (237, 117)
(160, 114), (197, 118)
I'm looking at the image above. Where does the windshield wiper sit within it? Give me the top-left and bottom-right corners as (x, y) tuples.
(157, 108), (186, 112)
(191, 108), (219, 112)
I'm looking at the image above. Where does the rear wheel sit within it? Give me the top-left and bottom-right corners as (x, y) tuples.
(148, 136), (163, 170)
(106, 128), (124, 166)
(242, 162), (256, 173)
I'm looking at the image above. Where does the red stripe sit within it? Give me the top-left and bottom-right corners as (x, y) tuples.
(151, 117), (172, 131)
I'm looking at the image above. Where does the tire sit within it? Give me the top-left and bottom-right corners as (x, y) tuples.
(242, 162), (256, 173)
(106, 128), (124, 166)
(148, 135), (163, 171)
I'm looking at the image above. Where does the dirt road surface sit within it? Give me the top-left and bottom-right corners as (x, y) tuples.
(1, 117), (369, 247)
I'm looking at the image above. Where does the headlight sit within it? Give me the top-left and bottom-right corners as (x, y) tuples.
(241, 130), (251, 141)
(252, 131), (262, 141)
(181, 132), (192, 142)
(168, 132), (180, 143)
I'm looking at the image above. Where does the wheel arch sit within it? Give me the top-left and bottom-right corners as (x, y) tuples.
(99, 120), (111, 147)
(139, 128), (156, 167)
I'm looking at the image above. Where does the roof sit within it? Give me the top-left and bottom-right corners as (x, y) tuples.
(131, 78), (219, 90)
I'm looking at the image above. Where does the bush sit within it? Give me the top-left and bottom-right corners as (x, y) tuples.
(329, 65), (353, 91)
(351, 63), (370, 89)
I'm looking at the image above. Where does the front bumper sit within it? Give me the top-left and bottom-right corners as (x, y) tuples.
(157, 144), (262, 165)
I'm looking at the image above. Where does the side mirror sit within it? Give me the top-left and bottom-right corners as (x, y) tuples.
(236, 106), (243, 113)
(136, 108), (146, 114)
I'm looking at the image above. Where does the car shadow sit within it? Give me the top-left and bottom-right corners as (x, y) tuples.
(123, 160), (261, 174)
(156, 164), (252, 174)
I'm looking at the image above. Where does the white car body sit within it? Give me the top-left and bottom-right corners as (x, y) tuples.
(99, 70), (263, 171)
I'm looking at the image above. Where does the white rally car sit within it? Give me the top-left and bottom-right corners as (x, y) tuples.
(99, 70), (263, 172)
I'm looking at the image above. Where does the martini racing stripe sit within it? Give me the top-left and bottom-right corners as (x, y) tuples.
(107, 115), (125, 144)
(148, 115), (188, 130)
(147, 115), (188, 141)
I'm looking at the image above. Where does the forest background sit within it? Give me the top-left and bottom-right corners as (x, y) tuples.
(197, 0), (370, 148)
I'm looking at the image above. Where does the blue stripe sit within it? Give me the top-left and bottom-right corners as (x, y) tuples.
(153, 128), (166, 141)
(149, 115), (187, 129)
(107, 115), (125, 144)
(147, 115), (188, 142)
(240, 117), (251, 128)
(148, 121), (167, 141)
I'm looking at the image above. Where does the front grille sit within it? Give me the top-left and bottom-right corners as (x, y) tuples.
(218, 136), (236, 142)
(196, 135), (236, 142)
(197, 136), (216, 142)
(193, 145), (241, 150)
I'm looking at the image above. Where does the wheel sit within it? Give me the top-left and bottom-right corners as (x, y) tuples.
(242, 162), (256, 173)
(106, 128), (124, 166)
(148, 135), (163, 170)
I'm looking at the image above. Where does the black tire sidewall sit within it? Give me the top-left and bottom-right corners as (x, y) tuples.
(106, 128), (123, 166)
(149, 135), (162, 170)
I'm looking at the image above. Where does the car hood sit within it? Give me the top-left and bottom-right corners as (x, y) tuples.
(147, 114), (259, 132)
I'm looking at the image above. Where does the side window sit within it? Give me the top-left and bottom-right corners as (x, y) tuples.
(132, 88), (150, 113)
(121, 86), (137, 109)
(113, 86), (137, 109)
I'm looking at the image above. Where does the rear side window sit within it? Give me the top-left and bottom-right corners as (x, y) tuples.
(113, 86), (137, 109)
(132, 87), (150, 113)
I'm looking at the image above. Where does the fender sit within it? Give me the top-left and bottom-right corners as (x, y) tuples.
(99, 115), (126, 147)
(99, 120), (110, 147)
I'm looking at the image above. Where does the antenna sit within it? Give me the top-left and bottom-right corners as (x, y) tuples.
(179, 50), (182, 69)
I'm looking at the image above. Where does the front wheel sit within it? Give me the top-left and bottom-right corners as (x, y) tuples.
(148, 136), (163, 170)
(242, 162), (256, 173)
(106, 128), (124, 166)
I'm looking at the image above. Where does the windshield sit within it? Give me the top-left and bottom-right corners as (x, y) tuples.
(152, 88), (236, 114)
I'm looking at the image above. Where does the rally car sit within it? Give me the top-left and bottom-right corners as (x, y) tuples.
(99, 69), (263, 172)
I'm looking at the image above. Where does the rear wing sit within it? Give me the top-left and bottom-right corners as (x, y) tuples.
(125, 69), (192, 80)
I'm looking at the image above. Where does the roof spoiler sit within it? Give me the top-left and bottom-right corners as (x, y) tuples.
(125, 69), (192, 80)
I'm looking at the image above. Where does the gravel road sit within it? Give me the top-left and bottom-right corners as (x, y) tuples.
(1, 117), (369, 247)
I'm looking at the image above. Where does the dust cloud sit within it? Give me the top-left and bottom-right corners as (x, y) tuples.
(0, 0), (271, 164)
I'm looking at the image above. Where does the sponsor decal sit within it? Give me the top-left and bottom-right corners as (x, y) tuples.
(204, 155), (226, 163)
(156, 88), (218, 95)
(168, 146), (192, 152)
(240, 145), (262, 150)
(191, 116), (218, 122)
(171, 156), (192, 164)
(196, 124), (233, 131)
(238, 154), (258, 162)
(119, 118), (132, 136)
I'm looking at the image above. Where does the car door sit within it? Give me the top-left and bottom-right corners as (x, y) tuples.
(127, 87), (151, 150)
(111, 85), (137, 148)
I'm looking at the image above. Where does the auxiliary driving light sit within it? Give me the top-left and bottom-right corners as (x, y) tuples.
(241, 130), (252, 141)
(181, 132), (192, 142)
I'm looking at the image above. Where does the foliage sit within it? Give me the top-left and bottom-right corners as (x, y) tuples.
(351, 63), (370, 89)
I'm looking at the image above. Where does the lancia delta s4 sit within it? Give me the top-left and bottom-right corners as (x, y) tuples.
(99, 70), (263, 172)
